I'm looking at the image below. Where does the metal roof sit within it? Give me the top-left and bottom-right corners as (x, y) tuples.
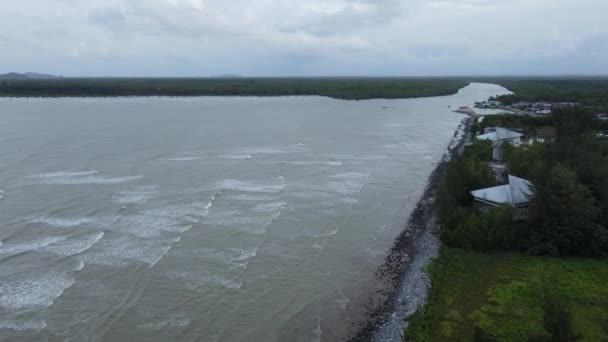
(470, 175), (533, 207)
(476, 127), (524, 142)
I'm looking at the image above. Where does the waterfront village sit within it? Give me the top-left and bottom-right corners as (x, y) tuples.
(475, 99), (581, 116)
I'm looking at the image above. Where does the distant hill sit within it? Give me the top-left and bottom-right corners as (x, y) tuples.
(0, 72), (62, 80)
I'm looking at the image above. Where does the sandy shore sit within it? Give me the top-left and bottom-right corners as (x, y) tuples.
(349, 116), (473, 341)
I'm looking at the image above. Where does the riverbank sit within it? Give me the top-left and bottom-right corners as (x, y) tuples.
(349, 115), (473, 341)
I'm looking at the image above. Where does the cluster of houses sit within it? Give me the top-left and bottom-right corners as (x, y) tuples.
(469, 125), (534, 212)
(474, 100), (580, 116)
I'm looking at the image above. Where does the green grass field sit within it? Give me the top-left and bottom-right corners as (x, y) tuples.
(404, 247), (608, 341)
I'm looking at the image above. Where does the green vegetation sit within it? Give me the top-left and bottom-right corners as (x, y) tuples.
(404, 247), (608, 341)
(0, 77), (469, 100)
(439, 107), (608, 256)
(406, 104), (608, 341)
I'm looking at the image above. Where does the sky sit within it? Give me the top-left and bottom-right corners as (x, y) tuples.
(0, 0), (607, 77)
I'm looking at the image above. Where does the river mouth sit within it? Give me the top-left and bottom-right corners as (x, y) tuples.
(0, 83), (510, 341)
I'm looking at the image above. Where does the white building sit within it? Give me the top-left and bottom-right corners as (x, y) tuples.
(470, 175), (533, 208)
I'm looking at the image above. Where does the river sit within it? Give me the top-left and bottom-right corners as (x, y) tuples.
(0, 83), (509, 341)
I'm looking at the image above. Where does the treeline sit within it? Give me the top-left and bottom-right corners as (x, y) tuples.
(0, 77), (469, 100)
(438, 107), (608, 256)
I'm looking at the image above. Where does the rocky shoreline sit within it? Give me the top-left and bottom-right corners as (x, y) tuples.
(349, 116), (473, 341)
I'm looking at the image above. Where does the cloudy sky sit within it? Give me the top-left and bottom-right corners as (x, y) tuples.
(1, 0), (607, 76)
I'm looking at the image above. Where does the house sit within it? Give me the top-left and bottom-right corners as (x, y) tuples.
(477, 127), (524, 145)
(470, 175), (533, 208)
(487, 100), (502, 108)
(476, 127), (524, 161)
(535, 109), (552, 115)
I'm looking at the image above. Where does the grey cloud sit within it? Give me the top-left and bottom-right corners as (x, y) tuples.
(0, 0), (607, 76)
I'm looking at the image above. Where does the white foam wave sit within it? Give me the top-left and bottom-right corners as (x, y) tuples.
(112, 186), (158, 204)
(326, 172), (370, 196)
(234, 147), (293, 154)
(330, 172), (370, 179)
(251, 202), (287, 213)
(38, 175), (143, 185)
(0, 317), (47, 331)
(384, 124), (417, 128)
(226, 194), (279, 201)
(309, 227), (340, 239)
(288, 160), (342, 166)
(217, 154), (252, 160)
(164, 157), (206, 161)
(78, 234), (177, 267)
(149, 236), (182, 268)
(31, 216), (94, 228)
(0, 232), (104, 258)
(0, 236), (67, 255)
(211, 178), (285, 193)
(311, 318), (323, 342)
(27, 170), (99, 179)
(0, 259), (84, 331)
(47, 232), (105, 257)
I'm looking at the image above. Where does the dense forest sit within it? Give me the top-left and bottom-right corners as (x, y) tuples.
(0, 77), (469, 100)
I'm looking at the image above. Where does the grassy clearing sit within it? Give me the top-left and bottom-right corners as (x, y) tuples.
(404, 247), (608, 341)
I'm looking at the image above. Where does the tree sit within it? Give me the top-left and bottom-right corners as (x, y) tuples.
(553, 107), (598, 140)
(528, 163), (602, 255)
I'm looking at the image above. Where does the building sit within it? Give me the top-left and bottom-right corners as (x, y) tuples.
(477, 127), (524, 146)
(470, 175), (533, 208)
(476, 127), (524, 161)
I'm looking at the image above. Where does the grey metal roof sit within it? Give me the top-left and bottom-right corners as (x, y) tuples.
(476, 127), (524, 142)
(470, 175), (533, 207)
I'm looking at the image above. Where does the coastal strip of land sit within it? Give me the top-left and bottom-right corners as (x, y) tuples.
(404, 84), (608, 341)
(0, 78), (469, 100)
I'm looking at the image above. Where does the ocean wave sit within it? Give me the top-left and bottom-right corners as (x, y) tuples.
(0, 259), (84, 331)
(0, 236), (67, 256)
(112, 186), (158, 204)
(288, 160), (342, 166)
(251, 202), (287, 213)
(163, 157), (206, 161)
(37, 175), (143, 185)
(31, 216), (95, 228)
(216, 154), (252, 160)
(27, 170), (99, 179)
(46, 232), (105, 257)
(0, 232), (104, 259)
(210, 178), (285, 193)
(149, 236), (182, 268)
(78, 234), (177, 267)
(226, 194), (279, 201)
